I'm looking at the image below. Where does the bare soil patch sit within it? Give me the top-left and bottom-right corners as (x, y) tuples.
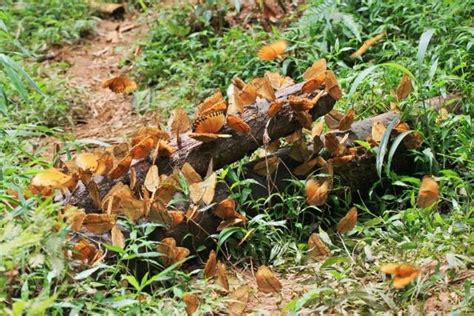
(55, 13), (155, 143)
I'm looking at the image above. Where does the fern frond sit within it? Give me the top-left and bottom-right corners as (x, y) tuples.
(299, 0), (335, 27)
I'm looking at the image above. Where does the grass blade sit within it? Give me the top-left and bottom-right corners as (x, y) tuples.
(348, 65), (378, 100)
(376, 118), (399, 179)
(385, 130), (414, 177)
(417, 29), (435, 66)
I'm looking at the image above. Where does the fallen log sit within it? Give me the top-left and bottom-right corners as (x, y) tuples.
(162, 111), (416, 250)
(70, 83), (335, 211)
(158, 83), (335, 176)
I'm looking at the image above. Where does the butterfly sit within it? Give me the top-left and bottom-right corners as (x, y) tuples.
(191, 91), (230, 142)
(257, 40), (288, 61)
(102, 75), (137, 93)
(193, 111), (226, 134)
(227, 114), (250, 134)
(381, 263), (420, 289)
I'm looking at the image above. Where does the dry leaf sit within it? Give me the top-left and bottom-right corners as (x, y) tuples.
(336, 207), (358, 234)
(189, 173), (217, 205)
(303, 59), (327, 81)
(227, 114), (251, 134)
(267, 100), (285, 118)
(227, 285), (250, 316)
(307, 233), (331, 259)
(83, 213), (115, 234)
(257, 40), (287, 61)
(181, 163), (202, 184)
(204, 250), (217, 279)
(129, 168), (137, 190)
(338, 108), (355, 131)
(256, 266), (282, 293)
(111, 224), (125, 248)
(350, 31), (386, 59)
(102, 75), (137, 93)
(144, 165), (160, 193)
(157, 237), (190, 267)
(214, 199), (236, 219)
(417, 175), (439, 208)
(183, 293), (200, 316)
(253, 156), (279, 176)
(216, 261), (229, 291)
(381, 263), (420, 289)
(371, 121), (386, 144)
(305, 178), (330, 206)
(396, 74), (412, 101)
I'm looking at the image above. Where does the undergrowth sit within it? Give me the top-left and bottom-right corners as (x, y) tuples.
(0, 0), (473, 314)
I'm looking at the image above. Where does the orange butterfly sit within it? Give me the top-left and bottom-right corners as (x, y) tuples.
(257, 40), (288, 61)
(102, 75), (137, 93)
(193, 111), (226, 134)
(381, 263), (420, 289)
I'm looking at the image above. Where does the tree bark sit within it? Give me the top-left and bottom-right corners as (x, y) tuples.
(158, 83), (335, 176)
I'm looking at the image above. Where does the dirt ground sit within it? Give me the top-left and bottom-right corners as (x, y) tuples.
(54, 12), (157, 144)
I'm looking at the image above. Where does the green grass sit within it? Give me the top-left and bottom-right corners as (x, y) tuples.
(0, 0), (95, 54)
(1, 0), (473, 314)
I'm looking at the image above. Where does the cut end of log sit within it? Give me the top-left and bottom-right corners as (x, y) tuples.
(91, 2), (126, 18)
